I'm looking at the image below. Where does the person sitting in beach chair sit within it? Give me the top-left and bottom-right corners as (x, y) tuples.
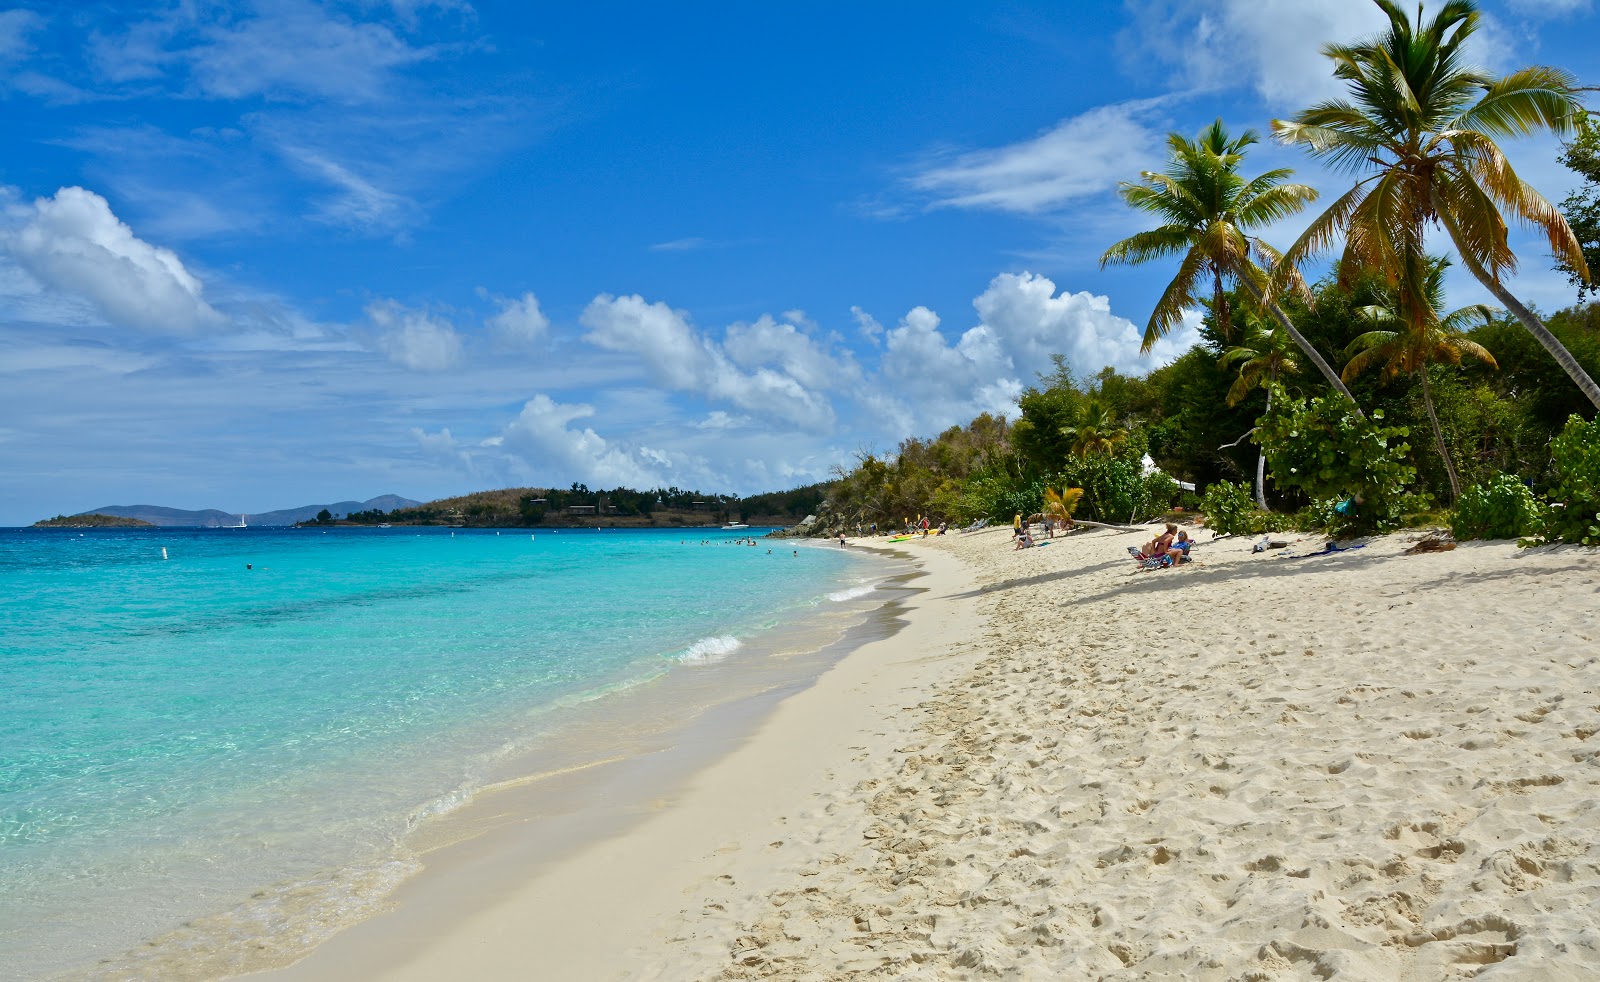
(1128, 524), (1178, 561)
(1164, 530), (1193, 565)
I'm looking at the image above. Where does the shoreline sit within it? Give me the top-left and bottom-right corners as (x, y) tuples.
(247, 540), (985, 981)
(40, 534), (897, 982)
(67, 524), (1600, 979)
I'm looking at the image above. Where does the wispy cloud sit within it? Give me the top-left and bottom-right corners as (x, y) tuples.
(282, 146), (420, 233)
(648, 236), (722, 252)
(908, 99), (1170, 214)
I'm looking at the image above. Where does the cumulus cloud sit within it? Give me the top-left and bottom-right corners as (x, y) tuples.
(723, 311), (861, 391)
(580, 293), (836, 429)
(366, 299), (462, 370)
(866, 272), (1197, 433)
(4, 186), (227, 333)
(972, 271), (1198, 376)
(877, 306), (1020, 432)
(485, 291), (549, 347)
(498, 394), (667, 488)
(910, 100), (1167, 214)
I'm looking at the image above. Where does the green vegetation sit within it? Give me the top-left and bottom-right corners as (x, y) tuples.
(1452, 473), (1544, 542)
(1274, 0), (1597, 410)
(1537, 415), (1600, 545)
(1555, 109), (1600, 300)
(817, 1), (1596, 546)
(33, 513), (155, 528)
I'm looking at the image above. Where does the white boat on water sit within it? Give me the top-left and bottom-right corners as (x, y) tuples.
(721, 523), (749, 530)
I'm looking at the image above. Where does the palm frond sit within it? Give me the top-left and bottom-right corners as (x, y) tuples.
(1100, 225), (1195, 268)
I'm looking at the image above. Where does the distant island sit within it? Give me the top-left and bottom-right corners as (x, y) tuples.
(40, 495), (423, 528)
(297, 483), (828, 530)
(34, 513), (155, 528)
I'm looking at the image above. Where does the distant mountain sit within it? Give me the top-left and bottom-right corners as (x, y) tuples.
(76, 495), (421, 528)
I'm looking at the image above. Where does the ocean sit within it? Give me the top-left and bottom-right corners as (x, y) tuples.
(0, 526), (892, 980)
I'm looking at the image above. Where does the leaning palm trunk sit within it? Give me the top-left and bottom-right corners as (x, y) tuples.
(1239, 280), (1366, 416)
(1432, 192), (1600, 411)
(1418, 369), (1461, 502)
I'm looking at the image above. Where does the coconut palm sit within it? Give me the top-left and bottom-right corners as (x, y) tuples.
(1060, 399), (1125, 458)
(1219, 314), (1302, 509)
(1273, 0), (1598, 409)
(1042, 486), (1084, 529)
(1343, 259), (1496, 501)
(1101, 119), (1364, 411)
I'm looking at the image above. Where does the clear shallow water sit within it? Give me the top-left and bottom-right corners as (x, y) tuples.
(0, 526), (875, 980)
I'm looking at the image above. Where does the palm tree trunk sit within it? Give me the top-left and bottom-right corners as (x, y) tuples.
(1432, 191), (1600, 411)
(1471, 272), (1600, 411)
(1239, 279), (1366, 417)
(1255, 383), (1271, 510)
(1419, 368), (1460, 502)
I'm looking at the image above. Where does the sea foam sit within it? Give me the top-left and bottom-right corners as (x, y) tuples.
(672, 635), (742, 664)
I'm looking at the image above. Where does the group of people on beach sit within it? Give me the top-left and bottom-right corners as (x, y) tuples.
(1129, 523), (1192, 568)
(1011, 514), (1067, 550)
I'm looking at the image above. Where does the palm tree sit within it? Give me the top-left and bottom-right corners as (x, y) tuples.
(1042, 486), (1084, 528)
(1102, 120), (1364, 411)
(1342, 259), (1496, 501)
(1060, 399), (1125, 457)
(1273, 0), (1598, 409)
(1219, 314), (1302, 509)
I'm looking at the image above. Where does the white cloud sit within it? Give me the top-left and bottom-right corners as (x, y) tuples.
(876, 306), (1019, 432)
(282, 146), (418, 233)
(0, 8), (43, 65)
(910, 100), (1168, 214)
(366, 299), (462, 371)
(972, 271), (1197, 376)
(579, 293), (836, 428)
(1506, 0), (1592, 15)
(498, 394), (667, 488)
(723, 311), (861, 391)
(1121, 0), (1387, 109)
(850, 305), (885, 343)
(94, 3), (436, 104)
(696, 410), (750, 430)
(649, 236), (711, 252)
(486, 291), (549, 347)
(410, 425), (476, 472)
(867, 272), (1196, 433)
(4, 186), (227, 333)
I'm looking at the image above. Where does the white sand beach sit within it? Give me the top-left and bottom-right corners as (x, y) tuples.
(260, 526), (1600, 981)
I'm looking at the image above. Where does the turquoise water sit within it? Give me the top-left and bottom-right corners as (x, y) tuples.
(0, 526), (876, 979)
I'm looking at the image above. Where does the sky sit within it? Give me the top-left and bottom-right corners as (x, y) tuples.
(2, 0), (1597, 525)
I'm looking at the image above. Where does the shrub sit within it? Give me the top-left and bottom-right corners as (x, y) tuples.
(1256, 387), (1418, 536)
(1537, 414), (1600, 546)
(1200, 480), (1259, 536)
(1452, 473), (1545, 541)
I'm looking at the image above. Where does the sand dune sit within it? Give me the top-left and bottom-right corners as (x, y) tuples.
(642, 527), (1600, 980)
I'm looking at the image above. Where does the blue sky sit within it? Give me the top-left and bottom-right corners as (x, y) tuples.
(2, 0), (1597, 524)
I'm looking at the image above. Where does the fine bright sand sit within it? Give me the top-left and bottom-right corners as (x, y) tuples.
(266, 526), (1600, 981)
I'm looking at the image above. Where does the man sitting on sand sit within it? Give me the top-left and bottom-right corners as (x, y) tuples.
(1014, 529), (1036, 550)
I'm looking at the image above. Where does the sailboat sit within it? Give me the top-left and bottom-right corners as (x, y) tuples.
(232, 514), (248, 528)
